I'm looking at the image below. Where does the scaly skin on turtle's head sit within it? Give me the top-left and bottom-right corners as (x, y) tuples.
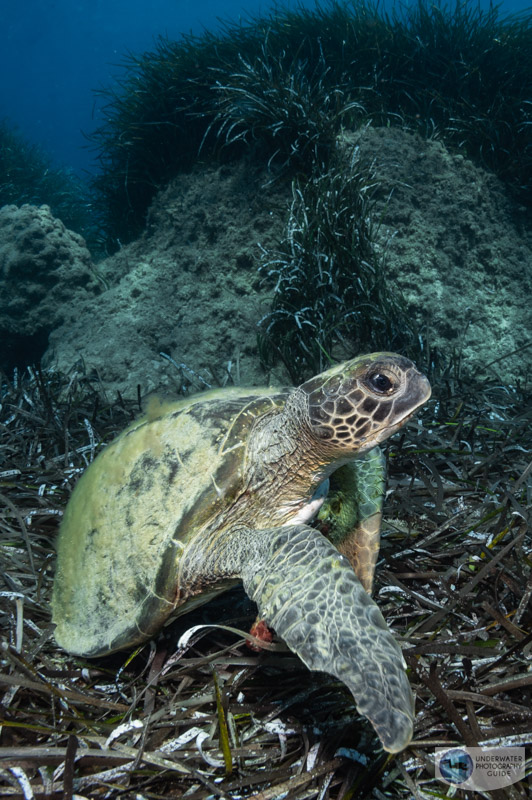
(249, 353), (431, 520)
(299, 352), (430, 454)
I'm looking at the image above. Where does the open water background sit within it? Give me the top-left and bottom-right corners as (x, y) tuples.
(2, 0), (530, 175)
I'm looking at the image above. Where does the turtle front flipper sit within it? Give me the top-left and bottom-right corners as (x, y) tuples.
(317, 447), (385, 593)
(180, 523), (413, 753)
(243, 525), (413, 753)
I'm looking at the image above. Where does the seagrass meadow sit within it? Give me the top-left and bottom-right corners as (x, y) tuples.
(0, 361), (530, 798)
(88, 0), (532, 249)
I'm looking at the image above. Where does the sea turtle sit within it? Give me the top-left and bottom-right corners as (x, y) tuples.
(52, 352), (431, 752)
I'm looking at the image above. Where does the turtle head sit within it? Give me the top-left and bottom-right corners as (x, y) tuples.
(298, 353), (431, 456)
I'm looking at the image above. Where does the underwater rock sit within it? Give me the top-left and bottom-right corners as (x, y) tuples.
(44, 162), (289, 396)
(0, 203), (98, 372)
(343, 127), (532, 383)
(41, 127), (531, 395)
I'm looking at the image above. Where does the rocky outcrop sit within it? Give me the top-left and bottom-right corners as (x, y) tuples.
(0, 204), (98, 371)
(44, 162), (289, 396)
(3, 128), (531, 393)
(346, 126), (532, 382)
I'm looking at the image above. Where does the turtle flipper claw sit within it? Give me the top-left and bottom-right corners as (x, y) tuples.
(242, 525), (414, 753)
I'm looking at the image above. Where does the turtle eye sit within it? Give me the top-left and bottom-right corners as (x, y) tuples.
(367, 372), (395, 394)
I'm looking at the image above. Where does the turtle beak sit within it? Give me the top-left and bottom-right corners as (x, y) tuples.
(393, 368), (431, 424)
(359, 367), (431, 451)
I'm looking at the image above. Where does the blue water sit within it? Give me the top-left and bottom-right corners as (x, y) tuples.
(1, 0), (530, 175)
(1, 0), (312, 173)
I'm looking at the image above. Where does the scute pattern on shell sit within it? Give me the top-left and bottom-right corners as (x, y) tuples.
(52, 387), (283, 656)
